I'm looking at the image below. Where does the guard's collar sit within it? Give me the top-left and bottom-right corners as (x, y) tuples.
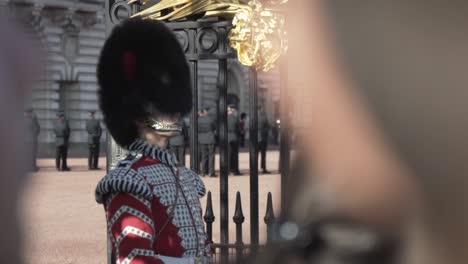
(128, 139), (177, 166)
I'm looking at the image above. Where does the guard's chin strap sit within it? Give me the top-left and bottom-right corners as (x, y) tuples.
(146, 118), (182, 133)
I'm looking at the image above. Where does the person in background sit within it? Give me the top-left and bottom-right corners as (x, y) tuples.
(239, 112), (247, 148)
(53, 111), (70, 171)
(228, 104), (241, 175)
(86, 110), (102, 170)
(24, 108), (40, 172)
(258, 106), (271, 174)
(169, 118), (187, 166)
(198, 108), (216, 177)
(272, 115), (280, 146)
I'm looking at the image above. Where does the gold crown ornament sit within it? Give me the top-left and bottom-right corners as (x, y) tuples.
(129, 0), (288, 72)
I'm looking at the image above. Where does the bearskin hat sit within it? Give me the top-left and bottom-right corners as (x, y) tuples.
(97, 18), (192, 148)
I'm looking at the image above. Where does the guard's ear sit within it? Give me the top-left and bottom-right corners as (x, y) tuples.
(135, 120), (146, 131)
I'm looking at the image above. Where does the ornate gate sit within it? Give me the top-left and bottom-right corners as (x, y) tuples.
(105, 0), (290, 262)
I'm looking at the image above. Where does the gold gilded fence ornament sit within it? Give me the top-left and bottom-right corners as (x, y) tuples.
(229, 0), (287, 71)
(129, 0), (288, 72)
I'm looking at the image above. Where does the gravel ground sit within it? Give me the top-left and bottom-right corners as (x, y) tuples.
(20, 150), (281, 264)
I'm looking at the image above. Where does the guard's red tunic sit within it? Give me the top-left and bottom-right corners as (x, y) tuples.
(96, 139), (210, 264)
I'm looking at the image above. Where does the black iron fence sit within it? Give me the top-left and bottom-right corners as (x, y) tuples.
(105, 1), (290, 263)
(204, 191), (277, 263)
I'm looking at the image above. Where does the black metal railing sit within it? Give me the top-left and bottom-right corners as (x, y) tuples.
(204, 191), (277, 263)
(105, 1), (290, 263)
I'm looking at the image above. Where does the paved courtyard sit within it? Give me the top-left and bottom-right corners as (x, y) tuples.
(20, 150), (281, 264)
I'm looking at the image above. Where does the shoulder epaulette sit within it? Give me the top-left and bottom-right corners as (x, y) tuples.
(95, 154), (152, 203)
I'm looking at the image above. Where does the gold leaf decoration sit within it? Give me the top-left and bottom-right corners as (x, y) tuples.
(229, 0), (287, 71)
(130, 0), (288, 72)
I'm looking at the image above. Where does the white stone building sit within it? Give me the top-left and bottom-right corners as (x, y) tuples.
(4, 0), (281, 157)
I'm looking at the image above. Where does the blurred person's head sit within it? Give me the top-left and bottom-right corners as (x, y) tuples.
(228, 105), (236, 114)
(24, 109), (33, 118)
(57, 113), (65, 122)
(324, 1), (468, 263)
(280, 1), (468, 263)
(198, 109), (206, 116)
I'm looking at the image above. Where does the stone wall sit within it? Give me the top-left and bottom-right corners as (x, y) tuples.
(7, 0), (281, 157)
(5, 0), (106, 157)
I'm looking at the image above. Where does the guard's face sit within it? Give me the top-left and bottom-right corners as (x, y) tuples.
(136, 111), (182, 149)
(145, 112), (182, 138)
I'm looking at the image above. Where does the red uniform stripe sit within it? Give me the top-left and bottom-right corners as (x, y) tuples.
(108, 193), (152, 218)
(107, 193), (163, 264)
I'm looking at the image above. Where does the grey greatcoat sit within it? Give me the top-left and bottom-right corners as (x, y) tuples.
(198, 115), (216, 144)
(86, 119), (102, 144)
(227, 113), (239, 143)
(169, 120), (187, 166)
(25, 114), (40, 143)
(227, 112), (241, 173)
(53, 119), (70, 147)
(198, 114), (216, 176)
(169, 120), (186, 147)
(258, 111), (270, 143)
(25, 113), (40, 170)
(257, 111), (271, 171)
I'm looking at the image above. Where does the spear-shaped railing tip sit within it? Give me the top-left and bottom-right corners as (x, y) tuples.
(204, 191), (215, 223)
(264, 192), (276, 243)
(233, 191), (245, 263)
(204, 191), (215, 243)
(233, 191), (245, 224)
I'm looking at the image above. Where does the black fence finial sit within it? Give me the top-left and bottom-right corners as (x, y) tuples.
(204, 191), (215, 243)
(264, 192), (276, 243)
(233, 191), (245, 263)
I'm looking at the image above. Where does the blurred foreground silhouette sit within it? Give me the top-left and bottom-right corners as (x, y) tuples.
(0, 17), (42, 263)
(256, 1), (468, 264)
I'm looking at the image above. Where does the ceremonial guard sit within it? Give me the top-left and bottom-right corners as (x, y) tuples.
(95, 19), (210, 264)
(53, 111), (70, 171)
(86, 111), (102, 170)
(198, 109), (216, 177)
(168, 119), (187, 166)
(25, 108), (40, 171)
(227, 105), (241, 175)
